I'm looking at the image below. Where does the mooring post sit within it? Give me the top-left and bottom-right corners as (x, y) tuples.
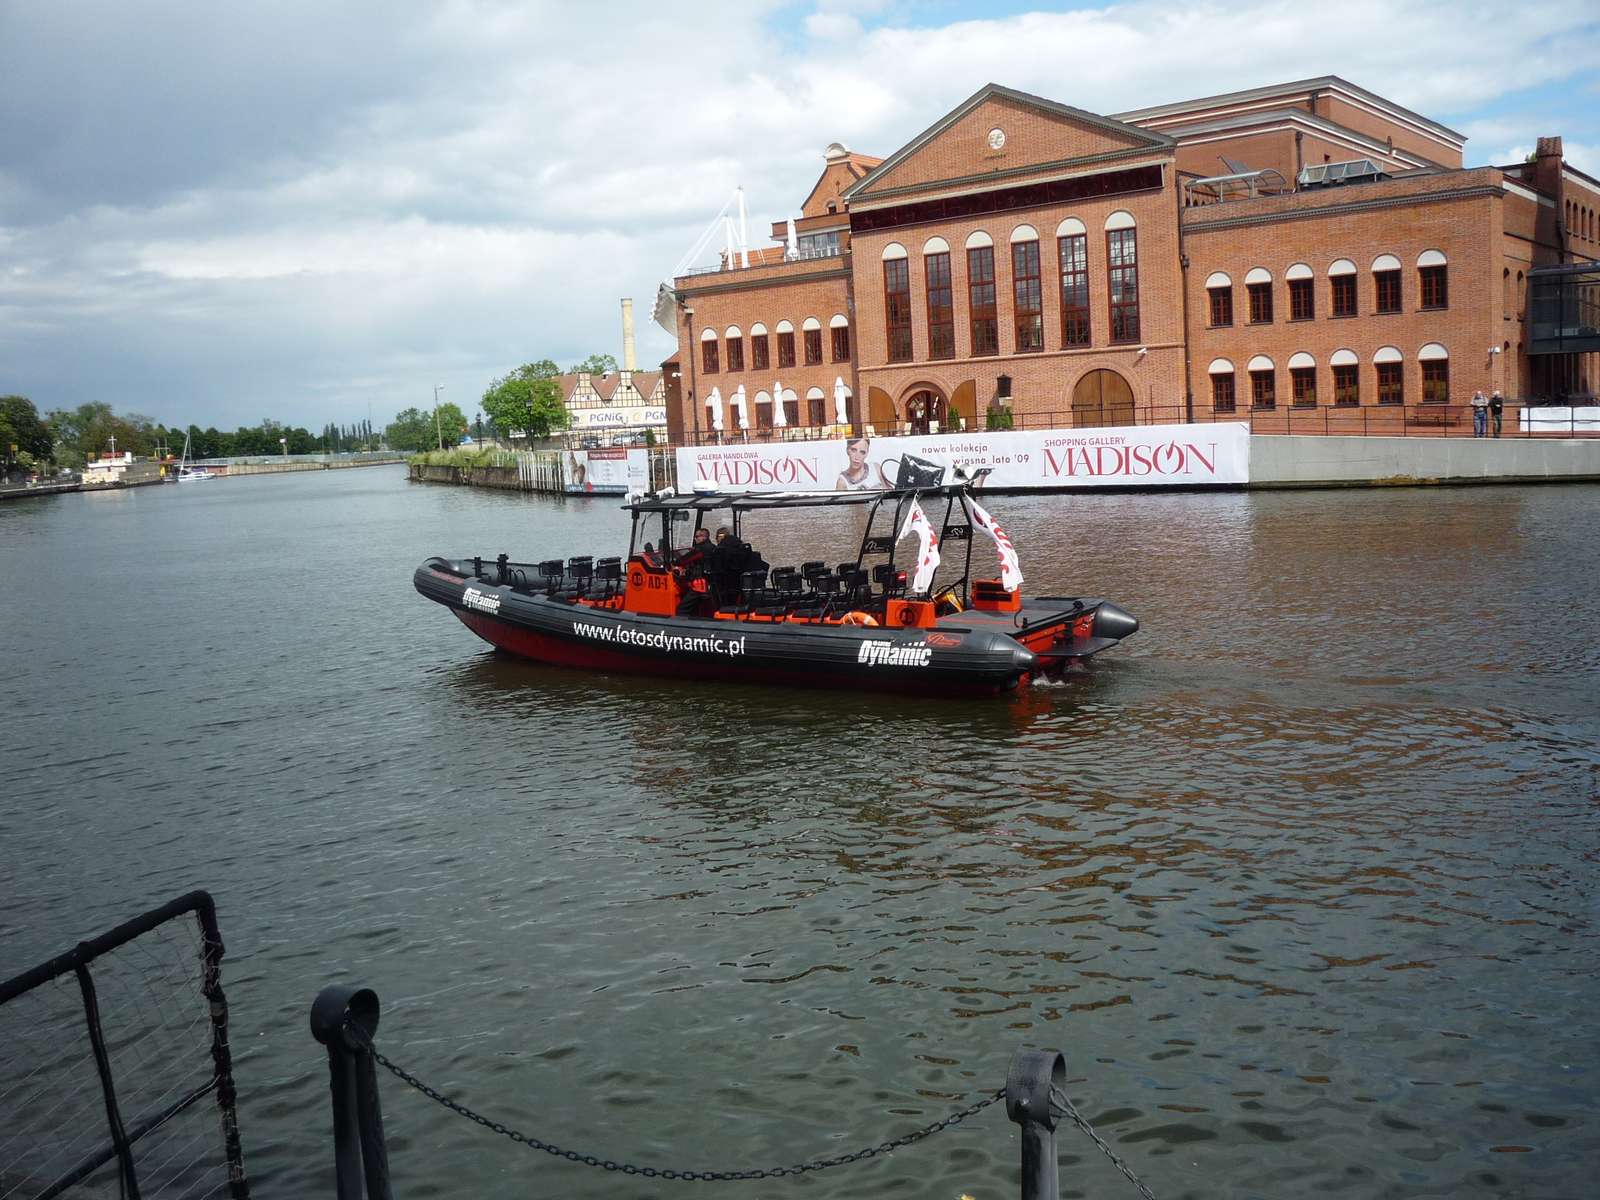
(310, 985), (393, 1200)
(1006, 1047), (1064, 1200)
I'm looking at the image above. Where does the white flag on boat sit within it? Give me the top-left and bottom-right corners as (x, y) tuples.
(968, 498), (1023, 591)
(897, 499), (941, 593)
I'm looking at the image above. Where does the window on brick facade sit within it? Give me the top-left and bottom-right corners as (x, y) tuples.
(1012, 238), (1043, 352)
(1420, 264), (1448, 309)
(701, 336), (719, 374)
(1291, 366), (1317, 406)
(725, 335), (743, 373)
(751, 332), (769, 371)
(968, 246), (998, 357)
(1289, 278), (1314, 321)
(926, 252), (955, 360)
(1059, 234), (1090, 346)
(1331, 273), (1357, 317)
(1211, 371), (1236, 413)
(1376, 361), (1403, 405)
(831, 324), (851, 363)
(884, 257), (912, 362)
(1106, 227), (1139, 343)
(1333, 364), (1359, 405)
(777, 330), (796, 369)
(1250, 367), (1276, 409)
(1208, 286), (1233, 327)
(1421, 353), (1449, 403)
(804, 327), (823, 366)
(1248, 281), (1273, 324)
(1374, 269), (1401, 313)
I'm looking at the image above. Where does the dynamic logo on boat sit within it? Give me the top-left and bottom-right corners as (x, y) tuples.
(857, 640), (933, 667)
(462, 587), (501, 615)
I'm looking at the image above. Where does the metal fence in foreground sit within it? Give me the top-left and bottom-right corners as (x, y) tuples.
(310, 983), (1158, 1199)
(0, 891), (250, 1199)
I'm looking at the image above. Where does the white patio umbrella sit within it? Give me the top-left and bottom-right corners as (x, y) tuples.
(833, 376), (850, 426)
(786, 217), (799, 260)
(731, 384), (749, 430)
(706, 387), (724, 432)
(771, 380), (788, 427)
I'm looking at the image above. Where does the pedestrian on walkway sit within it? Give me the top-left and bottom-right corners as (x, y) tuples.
(1471, 389), (1489, 437)
(1490, 390), (1504, 437)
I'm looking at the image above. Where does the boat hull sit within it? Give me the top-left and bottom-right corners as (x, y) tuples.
(415, 561), (1047, 695)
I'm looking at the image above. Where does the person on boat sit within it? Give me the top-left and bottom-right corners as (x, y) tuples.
(836, 437), (885, 491)
(709, 527), (751, 603)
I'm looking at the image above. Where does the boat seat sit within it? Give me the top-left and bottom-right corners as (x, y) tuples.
(538, 560), (565, 595)
(800, 561), (826, 584)
(873, 563), (907, 601)
(838, 568), (871, 607)
(558, 556), (594, 600)
(594, 557), (622, 599)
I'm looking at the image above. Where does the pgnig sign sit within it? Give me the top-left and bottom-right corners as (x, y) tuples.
(570, 407), (668, 429)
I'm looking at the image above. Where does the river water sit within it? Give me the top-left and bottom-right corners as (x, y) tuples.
(2, 467), (1597, 1199)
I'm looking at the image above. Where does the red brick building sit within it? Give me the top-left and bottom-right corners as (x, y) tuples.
(664, 79), (1600, 443)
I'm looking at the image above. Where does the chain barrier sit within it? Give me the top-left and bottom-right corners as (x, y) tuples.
(1049, 1084), (1159, 1200)
(351, 1023), (1003, 1183)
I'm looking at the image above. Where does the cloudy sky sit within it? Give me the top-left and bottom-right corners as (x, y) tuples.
(3, 0), (1597, 432)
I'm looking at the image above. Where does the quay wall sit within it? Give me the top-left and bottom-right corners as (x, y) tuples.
(222, 456), (404, 476)
(1248, 436), (1600, 488)
(410, 464), (527, 490)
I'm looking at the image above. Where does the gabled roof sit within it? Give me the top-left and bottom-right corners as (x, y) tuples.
(1112, 75), (1466, 144)
(843, 82), (1174, 202)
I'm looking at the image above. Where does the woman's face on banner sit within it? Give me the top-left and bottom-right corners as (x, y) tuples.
(847, 440), (868, 466)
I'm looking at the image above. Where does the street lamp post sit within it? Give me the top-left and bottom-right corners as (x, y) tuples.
(683, 305), (699, 445)
(279, 437), (287, 459)
(433, 384), (444, 450)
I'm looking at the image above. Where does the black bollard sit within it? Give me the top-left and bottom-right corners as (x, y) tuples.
(1006, 1048), (1065, 1200)
(310, 985), (394, 1200)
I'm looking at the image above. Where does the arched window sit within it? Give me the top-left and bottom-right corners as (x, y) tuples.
(1058, 219), (1090, 346)
(1246, 267), (1273, 324)
(1288, 351), (1317, 407)
(750, 321), (770, 371)
(804, 386), (827, 428)
(1205, 272), (1233, 328)
(801, 317), (824, 366)
(775, 319), (796, 369)
(1417, 250), (1448, 309)
(723, 325), (744, 373)
(829, 313), (851, 363)
(1011, 225), (1043, 352)
(700, 326), (719, 374)
(1330, 348), (1359, 406)
(1247, 354), (1276, 410)
(753, 389), (773, 431)
(1418, 343), (1449, 404)
(1208, 358), (1236, 413)
(1104, 212), (1138, 342)
(924, 240), (954, 359)
(1372, 254), (1402, 313)
(967, 232), (998, 356)
(1286, 263), (1314, 321)
(1373, 346), (1403, 405)
(1329, 258), (1358, 317)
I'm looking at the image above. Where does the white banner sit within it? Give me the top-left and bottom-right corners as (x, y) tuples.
(568, 406), (667, 430)
(1521, 406), (1600, 433)
(675, 422), (1250, 492)
(565, 448), (649, 495)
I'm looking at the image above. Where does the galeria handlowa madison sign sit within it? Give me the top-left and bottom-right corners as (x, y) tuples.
(676, 422), (1250, 492)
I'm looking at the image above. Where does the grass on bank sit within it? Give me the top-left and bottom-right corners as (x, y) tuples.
(408, 447), (522, 468)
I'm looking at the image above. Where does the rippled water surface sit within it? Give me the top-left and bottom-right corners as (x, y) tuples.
(3, 468), (1598, 1199)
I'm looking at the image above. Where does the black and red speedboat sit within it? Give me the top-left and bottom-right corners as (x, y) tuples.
(414, 463), (1137, 696)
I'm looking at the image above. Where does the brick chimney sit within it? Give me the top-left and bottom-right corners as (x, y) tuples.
(1533, 136), (1564, 200)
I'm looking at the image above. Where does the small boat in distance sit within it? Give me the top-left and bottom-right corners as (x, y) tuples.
(175, 431), (214, 482)
(414, 458), (1138, 696)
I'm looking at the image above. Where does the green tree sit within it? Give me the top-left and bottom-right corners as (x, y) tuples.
(0, 396), (54, 461)
(434, 401), (469, 447)
(385, 407), (436, 452)
(481, 369), (567, 442)
(517, 359), (562, 381)
(568, 353), (618, 376)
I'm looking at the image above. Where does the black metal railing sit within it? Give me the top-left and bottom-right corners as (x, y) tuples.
(0, 890), (250, 1198)
(310, 983), (1157, 1199)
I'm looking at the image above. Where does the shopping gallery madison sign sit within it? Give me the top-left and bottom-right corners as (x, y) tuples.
(677, 422), (1250, 492)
